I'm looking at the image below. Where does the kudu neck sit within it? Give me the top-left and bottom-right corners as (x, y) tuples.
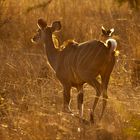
(99, 33), (112, 42)
(100, 36), (110, 42)
(43, 34), (59, 71)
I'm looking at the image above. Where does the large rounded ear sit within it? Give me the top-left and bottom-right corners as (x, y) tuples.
(37, 19), (47, 29)
(109, 28), (114, 36)
(51, 21), (61, 32)
(102, 26), (107, 36)
(110, 28), (114, 33)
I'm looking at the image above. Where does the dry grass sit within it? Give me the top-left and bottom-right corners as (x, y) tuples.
(0, 0), (140, 140)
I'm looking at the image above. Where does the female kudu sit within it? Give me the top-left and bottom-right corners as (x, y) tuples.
(31, 19), (117, 123)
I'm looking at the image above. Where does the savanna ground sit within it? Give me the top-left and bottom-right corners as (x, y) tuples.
(0, 0), (140, 140)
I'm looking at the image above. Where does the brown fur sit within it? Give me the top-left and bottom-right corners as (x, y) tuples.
(32, 19), (116, 123)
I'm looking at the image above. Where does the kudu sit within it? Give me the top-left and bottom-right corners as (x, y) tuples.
(31, 19), (117, 123)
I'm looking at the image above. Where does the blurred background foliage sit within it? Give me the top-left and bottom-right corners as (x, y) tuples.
(0, 0), (140, 140)
(116, 0), (140, 10)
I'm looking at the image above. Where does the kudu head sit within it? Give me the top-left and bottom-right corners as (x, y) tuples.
(31, 19), (61, 44)
(101, 26), (114, 41)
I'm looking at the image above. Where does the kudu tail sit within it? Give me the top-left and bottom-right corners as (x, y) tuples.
(106, 39), (118, 59)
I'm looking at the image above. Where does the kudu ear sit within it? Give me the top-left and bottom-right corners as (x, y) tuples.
(109, 28), (114, 36)
(51, 21), (61, 32)
(37, 19), (47, 29)
(110, 28), (114, 33)
(102, 26), (107, 35)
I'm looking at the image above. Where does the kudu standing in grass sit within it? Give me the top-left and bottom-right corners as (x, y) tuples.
(31, 19), (117, 123)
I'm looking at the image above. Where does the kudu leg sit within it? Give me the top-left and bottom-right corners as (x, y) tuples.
(63, 86), (72, 113)
(100, 71), (111, 120)
(100, 88), (108, 120)
(77, 86), (84, 119)
(100, 56), (115, 120)
(89, 79), (102, 123)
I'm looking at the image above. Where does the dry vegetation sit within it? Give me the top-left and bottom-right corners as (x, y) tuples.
(0, 0), (140, 140)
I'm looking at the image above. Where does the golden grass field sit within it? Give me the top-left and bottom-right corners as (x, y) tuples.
(0, 0), (140, 140)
